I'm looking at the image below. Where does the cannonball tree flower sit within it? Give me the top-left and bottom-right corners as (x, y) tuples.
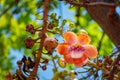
(57, 31), (98, 67)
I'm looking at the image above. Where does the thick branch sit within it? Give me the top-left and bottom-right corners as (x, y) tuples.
(65, 0), (120, 7)
(27, 0), (50, 79)
(86, 4), (120, 80)
(86, 5), (120, 50)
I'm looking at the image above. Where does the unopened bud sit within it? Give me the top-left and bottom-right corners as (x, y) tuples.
(58, 58), (66, 68)
(43, 38), (58, 52)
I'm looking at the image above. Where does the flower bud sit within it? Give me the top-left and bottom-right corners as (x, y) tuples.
(48, 23), (54, 29)
(17, 60), (22, 67)
(58, 58), (66, 68)
(43, 38), (58, 51)
(6, 72), (12, 80)
(42, 65), (47, 70)
(70, 70), (75, 79)
(26, 24), (36, 34)
(25, 60), (31, 66)
(24, 37), (35, 49)
(97, 60), (102, 67)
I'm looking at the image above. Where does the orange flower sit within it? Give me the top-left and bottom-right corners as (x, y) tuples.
(57, 31), (97, 67)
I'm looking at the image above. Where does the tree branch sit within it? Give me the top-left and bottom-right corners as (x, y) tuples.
(109, 50), (119, 58)
(65, 0), (120, 8)
(27, 0), (50, 79)
(87, 61), (108, 73)
(51, 55), (58, 71)
(97, 32), (105, 54)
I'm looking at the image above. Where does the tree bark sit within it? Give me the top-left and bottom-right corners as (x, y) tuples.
(86, 0), (120, 50)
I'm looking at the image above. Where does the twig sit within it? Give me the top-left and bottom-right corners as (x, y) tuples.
(79, 68), (94, 80)
(51, 55), (58, 71)
(36, 28), (59, 34)
(27, 0), (50, 79)
(65, 0), (120, 8)
(109, 50), (119, 58)
(77, 68), (91, 73)
(87, 60), (119, 79)
(97, 32), (105, 54)
(108, 53), (120, 80)
(87, 60), (108, 73)
(47, 29), (59, 34)
(75, 7), (81, 27)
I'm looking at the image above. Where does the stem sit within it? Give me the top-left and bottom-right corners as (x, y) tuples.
(87, 60), (108, 73)
(97, 32), (105, 54)
(109, 50), (119, 58)
(87, 60), (119, 79)
(27, 0), (50, 79)
(51, 55), (58, 71)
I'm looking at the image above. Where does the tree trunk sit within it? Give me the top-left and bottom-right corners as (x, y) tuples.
(86, 0), (120, 50)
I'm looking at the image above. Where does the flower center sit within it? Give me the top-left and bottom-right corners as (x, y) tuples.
(69, 44), (85, 58)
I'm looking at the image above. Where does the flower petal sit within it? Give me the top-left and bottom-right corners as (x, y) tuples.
(63, 31), (78, 44)
(57, 43), (70, 55)
(74, 58), (88, 68)
(84, 45), (98, 58)
(78, 33), (91, 44)
(64, 54), (73, 64)
(73, 55), (88, 67)
(70, 49), (84, 58)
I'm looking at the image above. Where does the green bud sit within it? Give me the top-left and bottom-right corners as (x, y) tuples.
(58, 58), (66, 68)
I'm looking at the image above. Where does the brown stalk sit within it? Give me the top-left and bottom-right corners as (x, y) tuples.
(27, 0), (50, 79)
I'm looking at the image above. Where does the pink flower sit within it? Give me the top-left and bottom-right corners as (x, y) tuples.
(57, 31), (97, 67)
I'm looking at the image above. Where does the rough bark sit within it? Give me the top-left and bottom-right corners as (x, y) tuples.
(86, 0), (120, 50)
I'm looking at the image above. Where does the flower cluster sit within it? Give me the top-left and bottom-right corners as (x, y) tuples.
(26, 24), (36, 34)
(24, 37), (35, 49)
(57, 31), (98, 67)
